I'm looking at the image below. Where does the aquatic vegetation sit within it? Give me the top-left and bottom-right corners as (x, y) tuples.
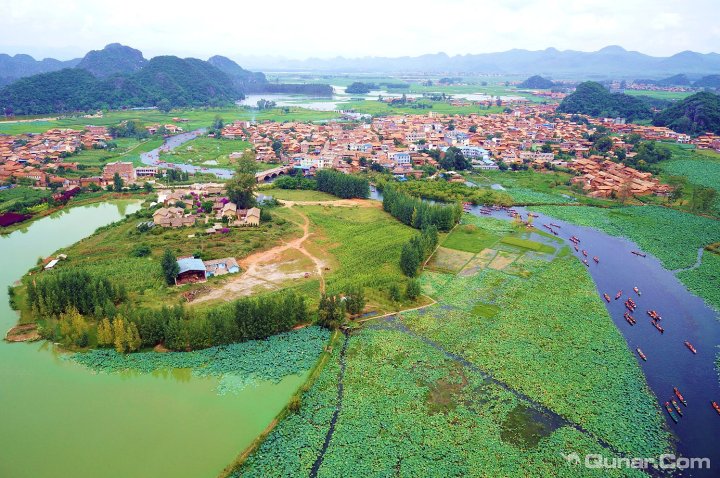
(505, 187), (575, 205)
(676, 252), (720, 311)
(237, 326), (650, 477)
(407, 255), (671, 458)
(531, 205), (720, 270)
(71, 326), (329, 394)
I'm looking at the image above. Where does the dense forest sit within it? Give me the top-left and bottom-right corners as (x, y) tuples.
(382, 185), (461, 232)
(557, 81), (653, 121)
(0, 56), (239, 115)
(345, 82), (378, 94)
(653, 91), (720, 134)
(315, 170), (369, 198)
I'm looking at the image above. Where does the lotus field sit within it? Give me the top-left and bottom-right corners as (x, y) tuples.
(71, 327), (329, 394)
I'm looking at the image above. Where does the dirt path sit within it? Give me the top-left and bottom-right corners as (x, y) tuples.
(192, 205), (325, 304)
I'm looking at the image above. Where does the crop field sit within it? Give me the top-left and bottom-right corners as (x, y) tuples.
(624, 90), (693, 100)
(0, 186), (51, 212)
(427, 246), (475, 273)
(72, 326), (329, 394)
(159, 137), (253, 168)
(441, 223), (500, 253)
(660, 146), (720, 214)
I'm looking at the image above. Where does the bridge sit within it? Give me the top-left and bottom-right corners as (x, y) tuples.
(255, 165), (293, 182)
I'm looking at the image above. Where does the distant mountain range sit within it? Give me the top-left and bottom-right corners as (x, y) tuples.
(232, 46), (720, 78)
(0, 44), (332, 115)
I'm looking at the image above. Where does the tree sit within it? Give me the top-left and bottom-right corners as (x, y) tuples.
(161, 249), (179, 285)
(97, 318), (114, 346)
(157, 98), (172, 113)
(113, 172), (124, 192)
(126, 322), (142, 352)
(541, 142), (553, 153)
(226, 172), (257, 209)
(388, 284), (401, 302)
(405, 279), (421, 300)
(345, 287), (366, 316)
(691, 186), (718, 212)
(400, 242), (421, 277)
(113, 317), (127, 353)
(593, 136), (613, 153)
(143, 182), (154, 192)
(317, 294), (344, 329)
(58, 308), (90, 347)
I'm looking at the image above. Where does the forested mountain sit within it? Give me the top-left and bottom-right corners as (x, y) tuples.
(557, 81), (653, 121)
(0, 56), (239, 115)
(694, 75), (720, 89)
(635, 74), (691, 86)
(208, 55), (267, 90)
(0, 53), (79, 87)
(76, 43), (147, 77)
(653, 92), (720, 134)
(518, 75), (555, 89)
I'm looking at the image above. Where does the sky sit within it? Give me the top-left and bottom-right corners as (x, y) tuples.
(1, 0), (719, 60)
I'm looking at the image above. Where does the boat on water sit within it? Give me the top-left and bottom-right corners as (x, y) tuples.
(581, 250), (588, 257)
(528, 213), (539, 218)
(671, 399), (684, 417)
(647, 310), (662, 320)
(625, 301), (636, 312)
(603, 293), (611, 302)
(593, 256), (599, 263)
(570, 236), (580, 243)
(674, 387), (687, 406)
(653, 321), (665, 334)
(633, 286), (641, 295)
(582, 259), (589, 267)
(636, 348), (646, 360)
(574, 245), (579, 252)
(549, 223), (561, 228)
(665, 402), (679, 423)
(615, 291), (623, 300)
(624, 312), (636, 325)
(712, 401), (720, 415)
(631, 251), (647, 257)
(684, 341), (697, 354)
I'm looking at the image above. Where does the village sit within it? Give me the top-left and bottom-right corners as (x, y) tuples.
(1, 104), (719, 207)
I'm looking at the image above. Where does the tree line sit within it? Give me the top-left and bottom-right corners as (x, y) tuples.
(382, 185), (461, 232)
(400, 226), (439, 277)
(315, 169), (370, 199)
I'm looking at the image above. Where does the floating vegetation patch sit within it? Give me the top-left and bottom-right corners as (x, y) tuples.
(500, 404), (563, 449)
(471, 302), (500, 318)
(71, 327), (329, 394)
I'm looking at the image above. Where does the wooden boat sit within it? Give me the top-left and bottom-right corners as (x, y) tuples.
(674, 387), (687, 406)
(633, 286), (641, 295)
(647, 310), (661, 320)
(570, 236), (580, 243)
(593, 256), (599, 263)
(574, 245), (579, 252)
(627, 298), (636, 308)
(615, 291), (622, 300)
(625, 301), (636, 312)
(581, 250), (588, 257)
(528, 213), (539, 218)
(636, 348), (646, 361)
(671, 399), (683, 417)
(624, 312), (636, 325)
(684, 341), (697, 354)
(712, 401), (720, 415)
(631, 251), (647, 257)
(550, 223), (561, 228)
(653, 321), (665, 333)
(665, 402), (679, 423)
(603, 293), (611, 302)
(582, 259), (589, 267)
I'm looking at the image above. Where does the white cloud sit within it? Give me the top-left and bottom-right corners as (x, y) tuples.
(0, 0), (717, 60)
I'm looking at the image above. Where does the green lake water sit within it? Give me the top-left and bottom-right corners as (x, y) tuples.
(0, 201), (306, 478)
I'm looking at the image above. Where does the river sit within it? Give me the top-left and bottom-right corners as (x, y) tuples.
(0, 200), (307, 478)
(371, 188), (720, 472)
(140, 129), (235, 180)
(469, 204), (720, 474)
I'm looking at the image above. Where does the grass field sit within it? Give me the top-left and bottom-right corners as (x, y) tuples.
(659, 144), (720, 214)
(624, 89), (693, 100)
(341, 99), (504, 116)
(0, 186), (51, 212)
(159, 137), (253, 168)
(441, 223), (500, 253)
(258, 188), (338, 202)
(0, 106), (342, 136)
